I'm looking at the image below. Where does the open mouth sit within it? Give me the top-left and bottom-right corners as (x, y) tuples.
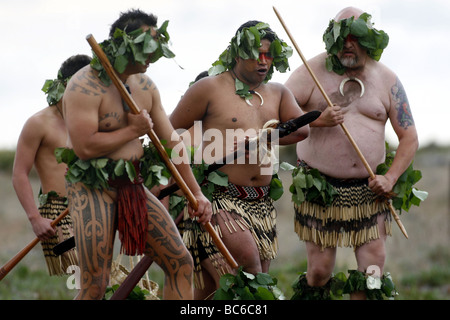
(257, 68), (268, 76)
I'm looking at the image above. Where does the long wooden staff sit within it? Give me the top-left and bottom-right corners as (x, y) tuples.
(110, 111), (321, 299)
(0, 208), (70, 281)
(86, 34), (238, 267)
(273, 7), (408, 239)
(110, 211), (185, 300)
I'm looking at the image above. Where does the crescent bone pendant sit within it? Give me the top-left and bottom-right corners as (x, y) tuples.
(339, 77), (365, 97)
(245, 90), (264, 106)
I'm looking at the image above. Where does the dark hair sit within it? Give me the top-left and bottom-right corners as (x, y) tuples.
(60, 54), (92, 80)
(194, 71), (209, 82)
(109, 9), (158, 37)
(236, 20), (276, 42)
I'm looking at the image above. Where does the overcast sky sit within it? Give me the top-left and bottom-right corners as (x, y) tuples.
(1, 0), (449, 149)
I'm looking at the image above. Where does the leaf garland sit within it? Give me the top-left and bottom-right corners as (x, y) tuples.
(213, 266), (284, 300)
(208, 22), (293, 100)
(90, 21), (175, 85)
(140, 141), (172, 190)
(168, 146), (284, 218)
(168, 145), (229, 218)
(55, 143), (172, 191)
(291, 270), (398, 300)
(104, 284), (151, 300)
(291, 272), (347, 300)
(323, 12), (389, 75)
(283, 162), (338, 207)
(41, 70), (68, 106)
(376, 142), (428, 214)
(343, 270), (398, 300)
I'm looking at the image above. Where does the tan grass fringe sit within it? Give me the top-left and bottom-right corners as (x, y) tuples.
(182, 191), (278, 289)
(39, 197), (78, 276)
(294, 200), (392, 251)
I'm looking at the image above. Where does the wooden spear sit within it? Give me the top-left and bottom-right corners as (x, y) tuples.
(0, 208), (70, 281)
(273, 7), (408, 239)
(86, 34), (238, 267)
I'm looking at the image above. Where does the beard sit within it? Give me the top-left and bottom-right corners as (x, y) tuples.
(339, 55), (358, 68)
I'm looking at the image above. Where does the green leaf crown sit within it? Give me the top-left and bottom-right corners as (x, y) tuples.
(323, 13), (389, 75)
(41, 70), (68, 106)
(90, 21), (175, 85)
(208, 22), (293, 99)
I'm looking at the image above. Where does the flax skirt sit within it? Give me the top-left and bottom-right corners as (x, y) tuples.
(294, 177), (392, 251)
(181, 183), (277, 288)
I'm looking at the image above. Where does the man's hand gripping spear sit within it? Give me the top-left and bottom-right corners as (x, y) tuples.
(86, 34), (239, 269)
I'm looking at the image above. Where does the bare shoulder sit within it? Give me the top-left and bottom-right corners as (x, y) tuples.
(19, 106), (62, 143)
(132, 73), (158, 92)
(376, 62), (398, 87)
(180, 72), (224, 102)
(65, 65), (108, 98)
(286, 53), (326, 89)
(191, 72), (223, 91)
(24, 106), (54, 128)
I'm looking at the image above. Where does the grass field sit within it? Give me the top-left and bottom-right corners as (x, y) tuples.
(0, 146), (448, 300)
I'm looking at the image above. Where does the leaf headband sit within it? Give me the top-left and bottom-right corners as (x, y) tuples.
(90, 20), (175, 85)
(208, 22), (293, 99)
(41, 70), (68, 106)
(323, 13), (389, 75)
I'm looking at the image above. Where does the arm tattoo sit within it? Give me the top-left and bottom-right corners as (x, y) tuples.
(99, 112), (122, 124)
(139, 75), (155, 91)
(67, 69), (107, 96)
(391, 77), (414, 129)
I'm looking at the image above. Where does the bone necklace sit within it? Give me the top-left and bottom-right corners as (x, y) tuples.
(231, 69), (264, 106)
(339, 77), (365, 97)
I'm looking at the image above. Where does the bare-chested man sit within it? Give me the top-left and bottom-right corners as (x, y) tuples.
(285, 7), (418, 299)
(170, 20), (309, 299)
(12, 54), (91, 276)
(62, 9), (211, 300)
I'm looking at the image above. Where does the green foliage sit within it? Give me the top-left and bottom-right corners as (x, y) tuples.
(140, 142), (172, 190)
(269, 173), (284, 201)
(376, 144), (428, 213)
(291, 270), (397, 300)
(344, 270), (397, 300)
(209, 22), (292, 99)
(55, 144), (174, 191)
(104, 284), (151, 300)
(168, 145), (228, 218)
(285, 162), (338, 207)
(41, 70), (66, 106)
(291, 272), (346, 300)
(91, 21), (175, 85)
(55, 148), (139, 189)
(214, 267), (284, 300)
(323, 12), (389, 75)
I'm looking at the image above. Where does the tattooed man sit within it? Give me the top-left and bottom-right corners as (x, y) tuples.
(285, 7), (418, 299)
(63, 9), (211, 300)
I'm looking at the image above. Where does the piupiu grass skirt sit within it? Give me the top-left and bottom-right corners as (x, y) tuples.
(39, 195), (78, 276)
(294, 175), (392, 251)
(181, 183), (277, 288)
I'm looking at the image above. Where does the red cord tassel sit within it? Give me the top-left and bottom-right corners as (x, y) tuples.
(115, 182), (148, 256)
